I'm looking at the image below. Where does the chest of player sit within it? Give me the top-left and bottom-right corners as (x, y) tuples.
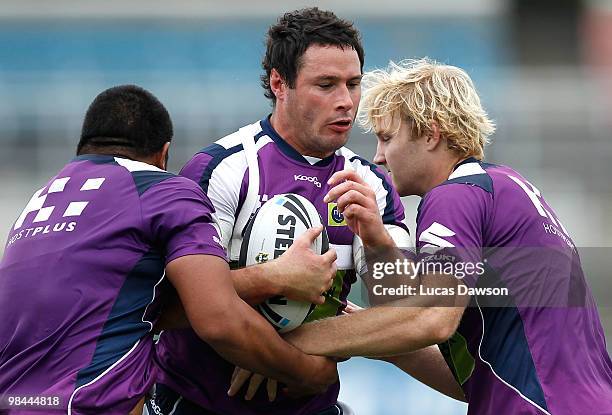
(252, 151), (354, 247)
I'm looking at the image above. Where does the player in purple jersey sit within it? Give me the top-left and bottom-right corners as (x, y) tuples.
(151, 8), (411, 415)
(0, 86), (336, 415)
(256, 59), (612, 414)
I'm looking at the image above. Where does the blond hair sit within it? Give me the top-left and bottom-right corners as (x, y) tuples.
(358, 58), (495, 159)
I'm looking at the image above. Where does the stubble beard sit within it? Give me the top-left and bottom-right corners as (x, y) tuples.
(311, 129), (350, 157)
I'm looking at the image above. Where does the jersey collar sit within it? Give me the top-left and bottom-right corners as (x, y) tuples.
(452, 156), (481, 171)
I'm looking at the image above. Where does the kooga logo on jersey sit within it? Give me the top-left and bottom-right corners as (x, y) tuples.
(294, 174), (321, 188)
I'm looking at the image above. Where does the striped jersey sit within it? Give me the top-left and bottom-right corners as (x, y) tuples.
(155, 116), (410, 414)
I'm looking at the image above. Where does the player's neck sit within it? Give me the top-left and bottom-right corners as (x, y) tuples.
(424, 154), (467, 194)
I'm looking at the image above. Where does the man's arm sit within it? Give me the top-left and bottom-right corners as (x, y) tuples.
(283, 273), (467, 358)
(155, 226), (337, 330)
(380, 346), (466, 402)
(344, 302), (465, 402)
(166, 254), (337, 391)
(281, 169), (466, 358)
(231, 226), (337, 305)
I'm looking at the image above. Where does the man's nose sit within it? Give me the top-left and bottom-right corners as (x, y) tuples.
(335, 85), (354, 112)
(373, 142), (386, 165)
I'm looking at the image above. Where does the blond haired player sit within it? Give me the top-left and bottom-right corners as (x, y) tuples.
(235, 58), (612, 414)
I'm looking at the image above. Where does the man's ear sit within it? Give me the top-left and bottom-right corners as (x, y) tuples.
(424, 121), (441, 151)
(155, 142), (171, 170)
(269, 69), (287, 102)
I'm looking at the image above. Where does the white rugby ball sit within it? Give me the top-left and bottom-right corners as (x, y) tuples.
(239, 193), (329, 332)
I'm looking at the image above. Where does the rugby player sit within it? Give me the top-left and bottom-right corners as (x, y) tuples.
(250, 59), (612, 414)
(150, 8), (411, 415)
(0, 85), (336, 414)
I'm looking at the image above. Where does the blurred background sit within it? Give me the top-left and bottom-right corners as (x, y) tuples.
(0, 0), (610, 413)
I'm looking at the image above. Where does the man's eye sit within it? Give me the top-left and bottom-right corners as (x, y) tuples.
(348, 82), (361, 89)
(318, 84), (332, 89)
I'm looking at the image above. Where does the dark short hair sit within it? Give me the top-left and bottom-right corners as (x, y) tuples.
(261, 7), (365, 104)
(77, 85), (173, 157)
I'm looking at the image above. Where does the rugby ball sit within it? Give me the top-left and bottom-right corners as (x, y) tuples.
(239, 193), (329, 332)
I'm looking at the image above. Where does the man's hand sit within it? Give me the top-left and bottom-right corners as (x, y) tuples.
(228, 367), (278, 401)
(228, 356), (338, 401)
(324, 170), (393, 248)
(167, 255), (339, 388)
(270, 226), (337, 305)
(230, 226), (337, 305)
(228, 368), (278, 402)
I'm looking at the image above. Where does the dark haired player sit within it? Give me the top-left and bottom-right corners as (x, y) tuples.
(0, 85), (336, 414)
(151, 7), (411, 415)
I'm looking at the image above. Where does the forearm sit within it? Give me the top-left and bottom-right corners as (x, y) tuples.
(231, 262), (282, 305)
(315, 170), (467, 357)
(154, 261), (271, 330)
(380, 346), (466, 402)
(286, 267), (466, 357)
(360, 239), (421, 307)
(284, 304), (454, 358)
(206, 299), (326, 385)
(167, 255), (332, 387)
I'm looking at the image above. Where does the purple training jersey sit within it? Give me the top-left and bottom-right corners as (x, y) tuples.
(0, 155), (225, 414)
(154, 117), (410, 414)
(416, 157), (612, 415)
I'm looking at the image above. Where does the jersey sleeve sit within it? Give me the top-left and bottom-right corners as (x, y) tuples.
(416, 183), (491, 286)
(140, 176), (227, 264)
(179, 146), (245, 248)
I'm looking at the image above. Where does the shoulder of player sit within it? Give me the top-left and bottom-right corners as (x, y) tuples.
(181, 122), (265, 187)
(436, 158), (495, 196)
(422, 182), (491, 208)
(197, 119), (264, 158)
(134, 170), (204, 199)
(135, 174), (216, 217)
(108, 156), (182, 196)
(418, 172), (494, 223)
(190, 131), (246, 169)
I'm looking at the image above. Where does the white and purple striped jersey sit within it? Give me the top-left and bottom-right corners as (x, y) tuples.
(154, 117), (410, 414)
